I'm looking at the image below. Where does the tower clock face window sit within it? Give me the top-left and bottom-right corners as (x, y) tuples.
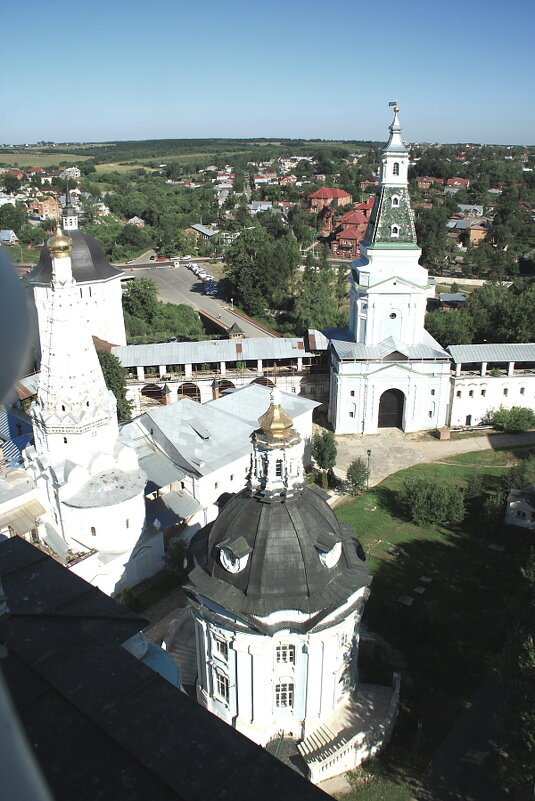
(390, 312), (397, 319)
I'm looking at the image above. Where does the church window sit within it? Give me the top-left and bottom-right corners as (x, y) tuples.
(126, 519), (130, 529)
(276, 644), (296, 665)
(63, 437), (68, 444)
(389, 312), (397, 319)
(61, 404), (65, 411)
(275, 459), (283, 477)
(215, 671), (230, 704)
(350, 390), (355, 397)
(469, 390), (474, 397)
(275, 682), (294, 708)
(393, 162), (400, 176)
(291, 386), (296, 393)
(428, 411), (433, 418)
(86, 401), (90, 407)
(431, 390), (435, 396)
(349, 411), (355, 418)
(230, 474), (234, 481)
(503, 388), (508, 397)
(520, 387), (525, 395)
(481, 389), (486, 397)
(215, 638), (229, 661)
(391, 196), (400, 207)
(214, 481), (219, 489)
(91, 526), (96, 536)
(391, 226), (399, 237)
(456, 391), (462, 398)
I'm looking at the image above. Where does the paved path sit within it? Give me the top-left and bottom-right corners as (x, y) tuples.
(333, 429), (535, 487)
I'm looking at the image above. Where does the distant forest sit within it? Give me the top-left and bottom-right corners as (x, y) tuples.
(0, 138), (382, 166)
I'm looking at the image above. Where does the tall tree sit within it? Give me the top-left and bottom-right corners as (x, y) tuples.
(96, 350), (132, 421)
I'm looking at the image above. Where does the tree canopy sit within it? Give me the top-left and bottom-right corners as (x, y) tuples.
(96, 350), (131, 421)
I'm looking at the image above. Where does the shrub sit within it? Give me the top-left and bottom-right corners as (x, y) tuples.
(398, 476), (465, 526)
(347, 458), (369, 496)
(492, 406), (535, 433)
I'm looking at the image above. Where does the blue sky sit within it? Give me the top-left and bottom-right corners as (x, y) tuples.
(3, 0), (534, 145)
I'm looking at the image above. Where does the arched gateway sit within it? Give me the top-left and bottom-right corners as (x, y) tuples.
(378, 388), (404, 429)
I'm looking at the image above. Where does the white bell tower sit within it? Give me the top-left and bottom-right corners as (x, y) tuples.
(29, 224), (119, 468)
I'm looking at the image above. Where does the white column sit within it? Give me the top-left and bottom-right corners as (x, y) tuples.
(297, 357), (303, 371)
(184, 363), (193, 378)
(481, 361), (487, 377)
(256, 359), (263, 374)
(508, 361), (515, 376)
(455, 363), (461, 377)
(136, 366), (145, 381)
(159, 364), (167, 377)
(220, 361), (226, 376)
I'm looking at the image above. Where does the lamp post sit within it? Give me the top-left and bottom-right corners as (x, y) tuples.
(366, 449), (371, 490)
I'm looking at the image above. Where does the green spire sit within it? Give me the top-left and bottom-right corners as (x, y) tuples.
(364, 104), (418, 250)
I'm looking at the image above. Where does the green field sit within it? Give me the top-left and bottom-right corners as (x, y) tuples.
(333, 448), (532, 799)
(0, 152), (91, 167)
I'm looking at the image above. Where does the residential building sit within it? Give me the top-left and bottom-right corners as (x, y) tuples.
(309, 188), (352, 212)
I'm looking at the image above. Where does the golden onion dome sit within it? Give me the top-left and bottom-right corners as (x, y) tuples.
(47, 223), (72, 258)
(258, 387), (296, 442)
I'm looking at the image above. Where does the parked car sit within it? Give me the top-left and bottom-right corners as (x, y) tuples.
(182, 255), (192, 261)
(156, 257), (167, 262)
(126, 259), (135, 264)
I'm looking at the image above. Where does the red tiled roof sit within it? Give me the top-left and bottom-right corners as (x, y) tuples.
(447, 177), (470, 187)
(336, 226), (364, 241)
(356, 197), (375, 210)
(309, 187), (352, 199)
(337, 210), (368, 225)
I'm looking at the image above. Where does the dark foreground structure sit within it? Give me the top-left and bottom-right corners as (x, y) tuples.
(0, 537), (329, 801)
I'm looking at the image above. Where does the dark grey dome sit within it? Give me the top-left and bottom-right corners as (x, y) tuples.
(28, 230), (123, 285)
(186, 487), (369, 633)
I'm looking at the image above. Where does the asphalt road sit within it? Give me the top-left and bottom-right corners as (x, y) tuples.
(120, 261), (273, 339)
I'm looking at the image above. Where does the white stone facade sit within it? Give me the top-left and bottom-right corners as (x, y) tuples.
(193, 587), (369, 746)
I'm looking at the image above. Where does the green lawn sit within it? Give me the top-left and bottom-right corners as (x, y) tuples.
(333, 448), (532, 799)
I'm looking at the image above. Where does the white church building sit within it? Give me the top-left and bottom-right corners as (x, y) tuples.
(185, 388), (399, 783)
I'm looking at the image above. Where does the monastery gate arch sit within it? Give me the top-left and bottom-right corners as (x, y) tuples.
(377, 388), (405, 429)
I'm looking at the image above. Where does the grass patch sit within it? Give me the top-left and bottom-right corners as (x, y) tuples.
(2, 245), (40, 264)
(335, 448), (532, 795)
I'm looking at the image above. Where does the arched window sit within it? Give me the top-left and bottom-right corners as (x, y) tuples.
(391, 225), (399, 238)
(91, 526), (96, 536)
(393, 162), (400, 176)
(391, 195), (400, 207)
(275, 681), (294, 708)
(275, 459), (283, 477)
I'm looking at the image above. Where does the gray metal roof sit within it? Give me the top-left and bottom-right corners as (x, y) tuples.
(138, 450), (186, 490)
(28, 230), (123, 285)
(121, 385), (316, 479)
(332, 332), (449, 362)
(112, 337), (311, 368)
(186, 488), (370, 632)
(156, 490), (201, 521)
(448, 343), (535, 364)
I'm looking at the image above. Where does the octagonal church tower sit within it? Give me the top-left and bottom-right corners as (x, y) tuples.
(185, 389), (399, 782)
(328, 104), (451, 434)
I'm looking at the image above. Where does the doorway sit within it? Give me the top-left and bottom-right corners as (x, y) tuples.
(378, 389), (404, 429)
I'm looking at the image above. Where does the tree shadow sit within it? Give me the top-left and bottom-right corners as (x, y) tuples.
(359, 522), (532, 796)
